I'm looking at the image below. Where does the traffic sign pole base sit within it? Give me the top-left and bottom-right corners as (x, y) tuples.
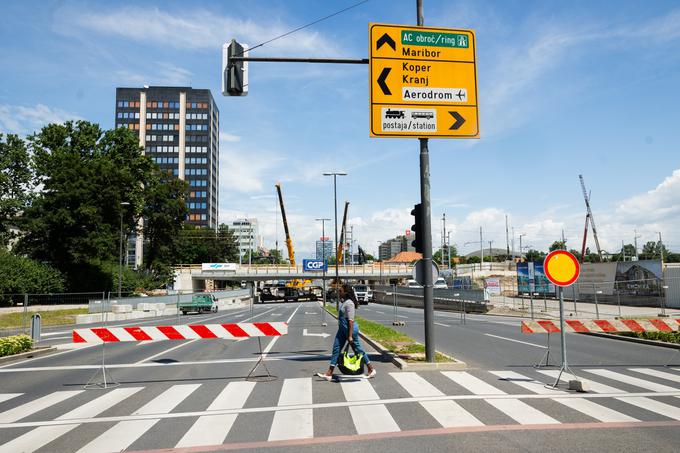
(84, 365), (119, 390)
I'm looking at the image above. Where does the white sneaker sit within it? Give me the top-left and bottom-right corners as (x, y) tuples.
(316, 372), (332, 381)
(366, 369), (377, 379)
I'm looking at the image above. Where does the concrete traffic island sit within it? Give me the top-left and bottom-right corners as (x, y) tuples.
(321, 302), (466, 371)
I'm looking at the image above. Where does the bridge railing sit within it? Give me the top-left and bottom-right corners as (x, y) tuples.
(175, 263), (413, 276)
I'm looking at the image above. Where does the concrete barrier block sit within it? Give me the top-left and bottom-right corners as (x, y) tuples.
(112, 304), (133, 314)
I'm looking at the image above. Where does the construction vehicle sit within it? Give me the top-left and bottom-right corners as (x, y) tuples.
(274, 183), (317, 301)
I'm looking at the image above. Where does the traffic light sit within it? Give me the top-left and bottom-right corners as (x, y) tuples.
(411, 203), (423, 253)
(222, 39), (249, 96)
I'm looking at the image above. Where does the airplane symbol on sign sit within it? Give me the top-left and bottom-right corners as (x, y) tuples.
(456, 90), (465, 101)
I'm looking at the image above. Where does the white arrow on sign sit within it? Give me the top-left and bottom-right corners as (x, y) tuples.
(303, 329), (330, 338)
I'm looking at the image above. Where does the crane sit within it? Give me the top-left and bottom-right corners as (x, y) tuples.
(337, 201), (350, 265)
(579, 174), (603, 262)
(275, 183), (295, 267)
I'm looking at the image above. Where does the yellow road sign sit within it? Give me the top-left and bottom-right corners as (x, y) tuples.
(369, 23), (479, 139)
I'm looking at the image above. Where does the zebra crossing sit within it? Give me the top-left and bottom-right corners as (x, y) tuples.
(0, 367), (678, 452)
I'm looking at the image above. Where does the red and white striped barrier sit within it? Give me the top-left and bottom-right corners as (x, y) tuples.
(73, 322), (288, 343)
(521, 318), (680, 334)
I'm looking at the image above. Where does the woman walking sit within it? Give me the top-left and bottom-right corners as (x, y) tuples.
(317, 283), (376, 381)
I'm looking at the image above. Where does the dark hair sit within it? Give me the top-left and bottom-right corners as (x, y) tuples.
(341, 283), (358, 308)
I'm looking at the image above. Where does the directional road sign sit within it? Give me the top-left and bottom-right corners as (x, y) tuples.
(369, 23), (479, 138)
(543, 250), (580, 287)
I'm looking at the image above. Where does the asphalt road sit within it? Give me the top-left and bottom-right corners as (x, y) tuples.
(0, 300), (679, 453)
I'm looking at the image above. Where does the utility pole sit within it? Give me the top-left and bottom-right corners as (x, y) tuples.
(442, 213), (446, 267)
(447, 231), (452, 270)
(621, 240), (626, 262)
(511, 226), (515, 261)
(561, 229), (566, 249)
(479, 226), (484, 270)
(634, 229), (641, 261)
(658, 232), (664, 264)
(519, 233), (526, 262)
(416, 0), (435, 363)
(488, 240), (494, 263)
(316, 218), (330, 326)
(505, 215), (510, 258)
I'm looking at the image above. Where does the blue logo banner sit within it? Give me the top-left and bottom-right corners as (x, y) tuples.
(303, 259), (327, 272)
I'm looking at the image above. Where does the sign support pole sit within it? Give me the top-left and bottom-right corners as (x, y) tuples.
(417, 0), (435, 363)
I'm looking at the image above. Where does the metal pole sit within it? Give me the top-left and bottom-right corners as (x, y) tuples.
(558, 286), (568, 374)
(593, 284), (600, 319)
(334, 176), (339, 311)
(317, 218), (330, 327)
(118, 210), (124, 297)
(616, 281), (622, 317)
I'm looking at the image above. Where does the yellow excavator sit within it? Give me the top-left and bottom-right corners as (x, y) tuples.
(275, 183), (313, 292)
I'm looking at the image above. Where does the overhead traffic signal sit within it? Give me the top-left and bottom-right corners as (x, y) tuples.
(222, 39), (249, 96)
(410, 203), (423, 253)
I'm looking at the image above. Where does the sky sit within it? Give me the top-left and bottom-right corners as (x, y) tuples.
(1, 0), (679, 259)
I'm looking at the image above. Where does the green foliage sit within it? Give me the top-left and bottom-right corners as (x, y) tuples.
(620, 331), (679, 344)
(175, 224), (238, 264)
(0, 134), (34, 246)
(640, 241), (667, 260)
(0, 309), (87, 328)
(549, 241), (567, 252)
(433, 245), (457, 265)
(0, 250), (65, 297)
(244, 248), (285, 265)
(0, 335), (32, 357)
(525, 249), (546, 262)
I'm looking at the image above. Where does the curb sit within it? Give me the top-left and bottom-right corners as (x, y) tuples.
(0, 346), (57, 365)
(581, 331), (680, 349)
(321, 304), (466, 371)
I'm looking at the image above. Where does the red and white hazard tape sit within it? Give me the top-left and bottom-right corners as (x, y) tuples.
(521, 318), (680, 334)
(73, 322), (288, 343)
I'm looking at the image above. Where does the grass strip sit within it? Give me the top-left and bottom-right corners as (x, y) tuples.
(0, 308), (88, 329)
(326, 306), (451, 362)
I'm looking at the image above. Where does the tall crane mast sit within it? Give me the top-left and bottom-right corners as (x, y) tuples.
(275, 183), (295, 267)
(579, 174), (603, 261)
(337, 201), (350, 264)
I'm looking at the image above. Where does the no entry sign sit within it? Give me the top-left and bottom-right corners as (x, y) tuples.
(543, 250), (580, 287)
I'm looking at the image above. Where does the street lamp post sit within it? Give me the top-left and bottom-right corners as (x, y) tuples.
(323, 172), (347, 311)
(316, 218), (331, 326)
(118, 202), (130, 298)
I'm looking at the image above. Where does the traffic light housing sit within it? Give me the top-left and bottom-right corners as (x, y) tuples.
(222, 39), (248, 96)
(411, 203), (423, 253)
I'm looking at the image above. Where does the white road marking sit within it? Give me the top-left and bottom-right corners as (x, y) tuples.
(486, 398), (559, 425)
(391, 372), (483, 428)
(395, 315), (408, 318)
(0, 394), (21, 404)
(0, 344), (97, 369)
(441, 371), (506, 395)
(484, 334), (547, 349)
(434, 322), (450, 327)
(584, 369), (678, 393)
(0, 387), (142, 453)
(616, 396), (680, 420)
(536, 370), (625, 394)
(342, 377), (399, 434)
(490, 370), (567, 395)
(261, 304), (302, 359)
(76, 384), (200, 453)
(269, 378), (314, 441)
(0, 390), (82, 423)
(552, 397), (638, 422)
(629, 368), (680, 384)
(176, 382), (255, 448)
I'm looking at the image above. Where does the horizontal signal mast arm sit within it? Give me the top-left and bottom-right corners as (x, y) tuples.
(230, 57), (368, 64)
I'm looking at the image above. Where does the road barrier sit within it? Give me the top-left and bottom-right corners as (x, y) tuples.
(73, 322), (288, 343)
(521, 318), (680, 334)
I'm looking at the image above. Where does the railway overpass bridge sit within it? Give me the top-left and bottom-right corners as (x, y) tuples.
(173, 264), (414, 291)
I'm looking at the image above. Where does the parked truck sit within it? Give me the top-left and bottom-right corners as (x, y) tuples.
(180, 294), (218, 314)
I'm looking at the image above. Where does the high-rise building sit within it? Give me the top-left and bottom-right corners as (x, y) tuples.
(379, 234), (415, 261)
(115, 86), (219, 267)
(231, 218), (260, 257)
(316, 237), (334, 261)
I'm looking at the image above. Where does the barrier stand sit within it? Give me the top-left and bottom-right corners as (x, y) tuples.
(85, 293), (119, 390)
(245, 336), (276, 382)
(532, 332), (555, 368)
(246, 282), (276, 382)
(546, 286), (581, 390)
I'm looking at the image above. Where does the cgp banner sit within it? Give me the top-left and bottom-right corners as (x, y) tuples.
(303, 259), (327, 272)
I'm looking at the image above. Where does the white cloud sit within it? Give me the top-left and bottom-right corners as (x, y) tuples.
(115, 63), (193, 87)
(219, 132), (241, 143)
(616, 169), (680, 223)
(0, 103), (82, 136)
(54, 5), (343, 57)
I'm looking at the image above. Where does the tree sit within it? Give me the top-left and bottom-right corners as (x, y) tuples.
(525, 249), (545, 262)
(611, 243), (636, 261)
(0, 250), (64, 300)
(0, 134), (34, 247)
(16, 121), (158, 290)
(640, 241), (667, 260)
(175, 224), (238, 264)
(549, 240), (567, 252)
